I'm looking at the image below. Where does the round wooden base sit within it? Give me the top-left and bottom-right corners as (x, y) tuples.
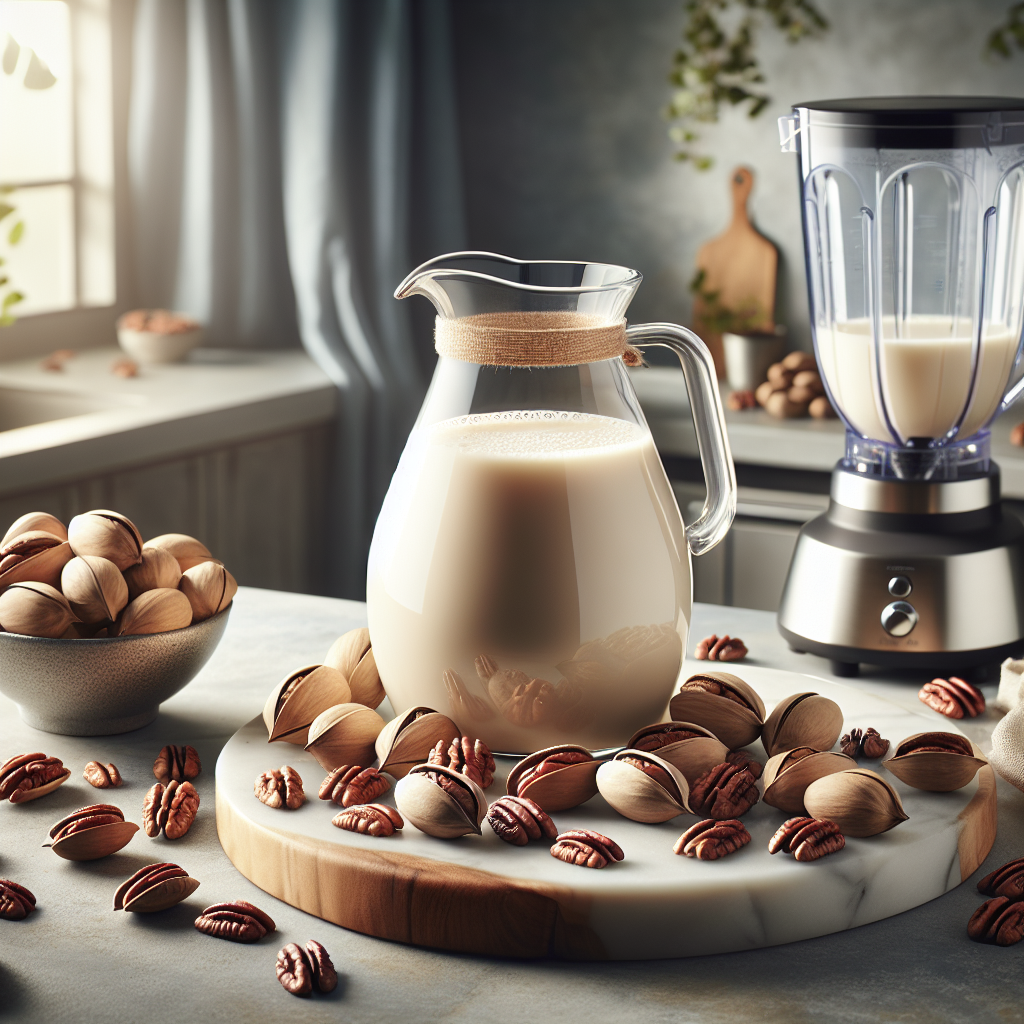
(216, 666), (996, 960)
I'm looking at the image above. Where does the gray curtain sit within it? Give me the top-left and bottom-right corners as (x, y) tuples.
(128, 0), (466, 598)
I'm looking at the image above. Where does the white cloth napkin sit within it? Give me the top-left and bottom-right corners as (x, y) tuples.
(990, 658), (1024, 792)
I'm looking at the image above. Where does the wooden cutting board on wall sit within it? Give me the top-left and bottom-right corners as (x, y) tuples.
(693, 166), (778, 377)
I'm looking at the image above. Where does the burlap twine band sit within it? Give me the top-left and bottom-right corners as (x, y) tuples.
(434, 311), (643, 367)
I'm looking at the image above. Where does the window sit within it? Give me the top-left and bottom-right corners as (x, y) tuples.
(0, 0), (114, 326)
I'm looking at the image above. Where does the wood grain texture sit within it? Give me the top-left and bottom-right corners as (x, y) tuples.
(216, 789), (605, 959)
(957, 748), (998, 881)
(693, 166), (778, 376)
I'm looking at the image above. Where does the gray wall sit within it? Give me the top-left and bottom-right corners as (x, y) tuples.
(452, 0), (1024, 351)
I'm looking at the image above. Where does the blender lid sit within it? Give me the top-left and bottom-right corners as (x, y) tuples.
(792, 96), (1024, 147)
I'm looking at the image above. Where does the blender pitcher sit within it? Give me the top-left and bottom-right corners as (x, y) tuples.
(366, 252), (736, 753)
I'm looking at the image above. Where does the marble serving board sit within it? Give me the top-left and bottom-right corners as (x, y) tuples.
(215, 665), (996, 961)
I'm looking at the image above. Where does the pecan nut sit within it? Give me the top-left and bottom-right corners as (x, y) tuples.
(977, 858), (1024, 901)
(0, 879), (37, 920)
(143, 780), (200, 839)
(694, 633), (747, 662)
(195, 900), (276, 943)
(726, 389), (757, 411)
(688, 762), (760, 819)
(83, 761), (123, 788)
(427, 735), (496, 789)
(839, 727), (890, 760)
(332, 803), (404, 837)
(152, 744), (201, 783)
(768, 816), (845, 862)
(919, 677), (986, 719)
(276, 939), (337, 996)
(724, 749), (763, 779)
(679, 676), (754, 709)
(674, 818), (751, 860)
(0, 752), (71, 803)
(486, 795), (557, 845)
(632, 724), (707, 752)
(967, 897), (1024, 946)
(48, 803), (125, 842)
(513, 749), (591, 795)
(254, 766), (305, 810)
(319, 765), (390, 807)
(550, 829), (624, 869)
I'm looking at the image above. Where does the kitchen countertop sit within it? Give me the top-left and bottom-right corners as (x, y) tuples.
(0, 347), (335, 496)
(633, 366), (1024, 497)
(0, 587), (1020, 1024)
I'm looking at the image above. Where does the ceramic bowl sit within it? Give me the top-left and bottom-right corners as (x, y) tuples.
(0, 606), (230, 735)
(116, 321), (203, 364)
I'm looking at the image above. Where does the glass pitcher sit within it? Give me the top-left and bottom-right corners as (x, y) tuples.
(366, 252), (736, 754)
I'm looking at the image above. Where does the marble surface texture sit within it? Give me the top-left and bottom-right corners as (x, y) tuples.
(0, 587), (1020, 1023)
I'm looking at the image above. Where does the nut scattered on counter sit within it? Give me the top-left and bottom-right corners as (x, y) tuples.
(394, 763), (486, 838)
(967, 897), (1024, 946)
(153, 743), (201, 783)
(919, 676), (986, 719)
(143, 780), (200, 840)
(276, 940), (338, 997)
(486, 795), (558, 846)
(977, 857), (1024, 900)
(839, 727), (890, 760)
(331, 803), (404, 837)
(254, 766), (305, 809)
(506, 744), (600, 812)
(674, 818), (751, 860)
(113, 862), (200, 913)
(670, 671), (765, 750)
(319, 765), (390, 807)
(597, 750), (691, 823)
(884, 732), (987, 792)
(760, 691), (844, 758)
(694, 633), (747, 662)
(40, 348), (77, 372)
(802, 768), (908, 838)
(426, 735), (496, 789)
(550, 829), (623, 869)
(111, 358), (138, 378)
(0, 879), (37, 920)
(726, 389), (756, 411)
(84, 761), (123, 788)
(724, 749), (763, 779)
(45, 803), (138, 861)
(688, 762), (760, 819)
(194, 900), (276, 943)
(768, 816), (845, 862)
(0, 752), (71, 803)
(1011, 421), (1024, 447)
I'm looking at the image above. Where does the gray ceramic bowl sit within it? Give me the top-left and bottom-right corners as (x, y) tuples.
(0, 605), (231, 735)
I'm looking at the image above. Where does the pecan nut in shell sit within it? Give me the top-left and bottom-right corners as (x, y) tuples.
(276, 940), (338, 996)
(967, 897), (1024, 946)
(0, 879), (36, 920)
(332, 803), (403, 837)
(486, 795), (557, 845)
(977, 858), (1024, 901)
(919, 677), (985, 719)
(319, 765), (390, 807)
(427, 735), (496, 789)
(688, 762), (760, 819)
(194, 900), (276, 942)
(152, 744), (201, 783)
(724, 749), (763, 779)
(0, 752), (71, 803)
(143, 780), (200, 839)
(550, 829), (623, 869)
(84, 761), (123, 788)
(674, 818), (751, 860)
(254, 766), (305, 809)
(768, 816), (845, 862)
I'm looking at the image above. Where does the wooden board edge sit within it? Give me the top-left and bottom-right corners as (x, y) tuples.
(957, 747), (998, 882)
(215, 788), (607, 960)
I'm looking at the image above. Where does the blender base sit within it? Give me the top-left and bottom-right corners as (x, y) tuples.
(777, 464), (1024, 675)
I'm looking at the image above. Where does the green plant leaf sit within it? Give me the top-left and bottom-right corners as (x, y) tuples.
(2, 290), (24, 312)
(8, 221), (24, 245)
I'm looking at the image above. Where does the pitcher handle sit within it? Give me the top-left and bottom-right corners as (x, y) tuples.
(627, 323), (737, 557)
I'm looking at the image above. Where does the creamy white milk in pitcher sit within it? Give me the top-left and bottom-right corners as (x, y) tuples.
(367, 253), (736, 753)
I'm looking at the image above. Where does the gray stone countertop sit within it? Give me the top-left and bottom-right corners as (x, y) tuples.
(0, 586), (1020, 1024)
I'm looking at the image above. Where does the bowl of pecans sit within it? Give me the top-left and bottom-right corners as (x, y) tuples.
(0, 509), (235, 736)
(116, 309), (203, 364)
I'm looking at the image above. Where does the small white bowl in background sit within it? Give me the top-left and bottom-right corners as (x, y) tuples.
(116, 309), (204, 365)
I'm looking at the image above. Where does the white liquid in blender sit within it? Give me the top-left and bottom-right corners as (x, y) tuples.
(817, 315), (1018, 442)
(366, 411), (688, 753)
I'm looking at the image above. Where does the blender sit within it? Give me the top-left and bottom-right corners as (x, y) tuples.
(776, 98), (1024, 675)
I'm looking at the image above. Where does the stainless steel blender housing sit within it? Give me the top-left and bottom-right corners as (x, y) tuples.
(777, 98), (1024, 674)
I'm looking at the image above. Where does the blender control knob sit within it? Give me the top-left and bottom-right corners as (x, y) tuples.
(888, 576), (912, 598)
(881, 601), (918, 637)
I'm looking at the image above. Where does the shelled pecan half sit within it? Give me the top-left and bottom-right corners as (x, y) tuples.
(254, 766), (305, 810)
(839, 727), (890, 759)
(919, 677), (986, 719)
(768, 816), (845, 862)
(427, 735), (496, 789)
(143, 780), (200, 839)
(674, 818), (751, 860)
(332, 803), (404, 837)
(0, 752), (71, 803)
(486, 795), (557, 846)
(550, 829), (623, 869)
(967, 897), (1024, 946)
(194, 900), (276, 943)
(694, 633), (747, 662)
(688, 762), (760, 819)
(84, 761), (123, 788)
(977, 858), (1024, 901)
(152, 744), (201, 783)
(724, 749), (763, 779)
(318, 765), (390, 807)
(276, 939), (338, 996)
(0, 879), (36, 920)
